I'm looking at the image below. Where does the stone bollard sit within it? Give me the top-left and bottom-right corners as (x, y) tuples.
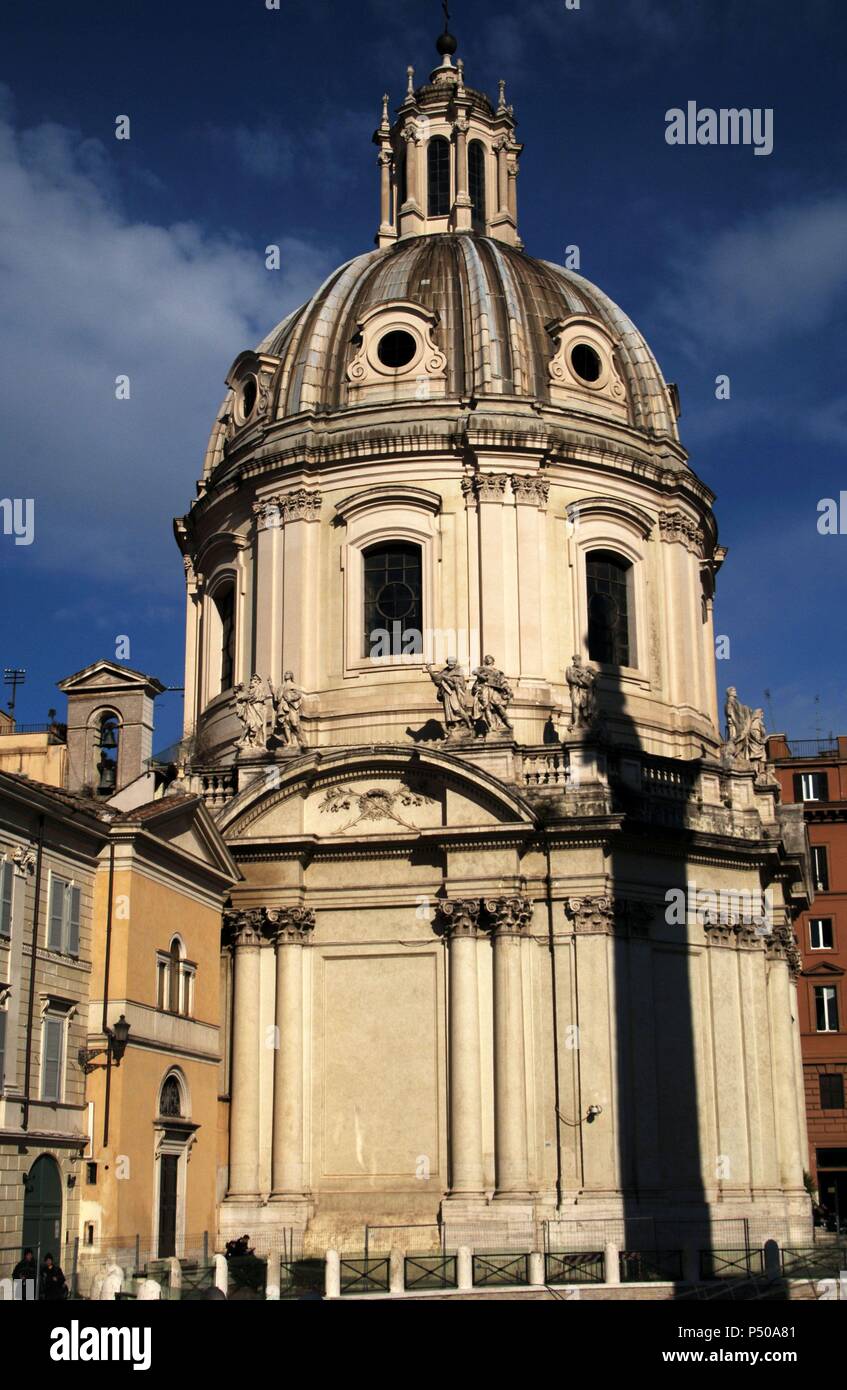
(214, 1253), (228, 1295)
(528, 1251), (544, 1286)
(683, 1245), (700, 1285)
(604, 1242), (620, 1287)
(266, 1250), (281, 1300)
(389, 1247), (404, 1295)
(136, 1278), (162, 1301)
(168, 1256), (181, 1297)
(457, 1246), (473, 1292)
(763, 1239), (781, 1280)
(325, 1248), (341, 1299)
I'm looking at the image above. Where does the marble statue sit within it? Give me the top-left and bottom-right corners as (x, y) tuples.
(565, 654), (598, 732)
(426, 658), (474, 735)
(725, 687), (768, 774)
(234, 674), (270, 751)
(471, 655), (514, 735)
(272, 671), (307, 751)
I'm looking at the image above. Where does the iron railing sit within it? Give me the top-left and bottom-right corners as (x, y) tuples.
(700, 1248), (763, 1281)
(620, 1249), (683, 1283)
(404, 1254), (457, 1291)
(545, 1251), (604, 1285)
(339, 1257), (390, 1295)
(472, 1253), (530, 1288)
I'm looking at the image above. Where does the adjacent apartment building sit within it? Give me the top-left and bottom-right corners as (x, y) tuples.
(769, 734), (847, 1223)
(0, 771), (111, 1283)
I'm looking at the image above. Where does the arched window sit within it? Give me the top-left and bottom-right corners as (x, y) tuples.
(157, 937), (195, 1017)
(469, 141), (486, 232)
(427, 137), (451, 217)
(95, 713), (120, 796)
(215, 586), (235, 692)
(397, 144), (407, 209)
(159, 1074), (183, 1118)
(363, 542), (423, 658)
(586, 550), (633, 667)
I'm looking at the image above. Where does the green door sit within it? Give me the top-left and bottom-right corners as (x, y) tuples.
(22, 1155), (63, 1266)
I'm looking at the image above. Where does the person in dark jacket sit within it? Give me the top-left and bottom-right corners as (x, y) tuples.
(12, 1248), (37, 1299)
(40, 1253), (68, 1300)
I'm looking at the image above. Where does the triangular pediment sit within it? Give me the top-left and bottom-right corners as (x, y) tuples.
(58, 659), (165, 698)
(114, 795), (239, 883)
(802, 960), (844, 978)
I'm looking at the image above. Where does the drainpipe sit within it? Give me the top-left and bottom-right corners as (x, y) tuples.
(21, 815), (45, 1132)
(101, 841), (116, 1147)
(545, 839), (564, 1209)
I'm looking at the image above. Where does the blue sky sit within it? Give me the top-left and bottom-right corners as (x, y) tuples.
(0, 0), (845, 751)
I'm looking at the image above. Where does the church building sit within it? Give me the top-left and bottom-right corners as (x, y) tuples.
(172, 25), (811, 1257)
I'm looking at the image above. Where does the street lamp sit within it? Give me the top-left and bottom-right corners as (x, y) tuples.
(78, 1014), (131, 1074)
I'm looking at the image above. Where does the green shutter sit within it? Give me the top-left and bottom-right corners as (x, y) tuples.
(68, 885), (81, 956)
(48, 877), (66, 951)
(42, 1018), (63, 1101)
(0, 861), (12, 937)
(0, 1010), (6, 1090)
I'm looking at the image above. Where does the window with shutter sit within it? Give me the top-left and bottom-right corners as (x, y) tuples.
(68, 885), (81, 956)
(48, 877), (66, 951)
(0, 860), (12, 937)
(41, 1017), (64, 1101)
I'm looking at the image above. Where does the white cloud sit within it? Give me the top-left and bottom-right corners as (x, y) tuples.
(658, 195), (847, 352)
(0, 90), (336, 581)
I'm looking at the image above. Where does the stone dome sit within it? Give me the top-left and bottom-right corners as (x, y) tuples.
(203, 234), (681, 478)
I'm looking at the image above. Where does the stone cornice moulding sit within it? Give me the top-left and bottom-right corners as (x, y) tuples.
(569, 494), (654, 540)
(334, 483), (442, 523)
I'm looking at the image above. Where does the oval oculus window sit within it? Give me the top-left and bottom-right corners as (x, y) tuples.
(377, 329), (418, 370)
(570, 343), (602, 383)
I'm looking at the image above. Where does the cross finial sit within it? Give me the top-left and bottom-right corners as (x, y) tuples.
(442, 0), (451, 32)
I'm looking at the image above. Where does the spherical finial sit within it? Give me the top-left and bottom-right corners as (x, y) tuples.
(437, 0), (457, 56)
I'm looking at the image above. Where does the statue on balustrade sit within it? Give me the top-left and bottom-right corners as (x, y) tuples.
(471, 655), (514, 735)
(724, 687), (768, 777)
(234, 674), (271, 751)
(565, 654), (598, 733)
(272, 671), (307, 751)
(426, 658), (475, 736)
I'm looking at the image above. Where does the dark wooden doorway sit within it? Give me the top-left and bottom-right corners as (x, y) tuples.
(158, 1154), (179, 1258)
(22, 1155), (63, 1270)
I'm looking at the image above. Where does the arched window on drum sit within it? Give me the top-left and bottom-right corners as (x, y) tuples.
(586, 550), (634, 667)
(363, 542), (423, 659)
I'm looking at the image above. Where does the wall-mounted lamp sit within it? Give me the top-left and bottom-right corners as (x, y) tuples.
(586, 1104), (603, 1123)
(78, 1014), (131, 1074)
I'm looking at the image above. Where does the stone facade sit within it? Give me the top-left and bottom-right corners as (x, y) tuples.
(170, 42), (813, 1255)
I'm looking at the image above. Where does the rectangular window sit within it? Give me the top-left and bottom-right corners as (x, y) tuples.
(86, 1161), (98, 1185)
(820, 1074), (845, 1109)
(815, 985), (839, 1033)
(41, 1016), (65, 1102)
(157, 957), (168, 1010)
(0, 859), (13, 938)
(812, 845), (830, 893)
(793, 771), (829, 802)
(0, 1009), (6, 1092)
(47, 875), (81, 956)
(809, 918), (834, 950)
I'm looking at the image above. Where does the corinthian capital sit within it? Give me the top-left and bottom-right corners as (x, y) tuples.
(224, 907), (267, 947)
(267, 906), (316, 944)
(434, 898), (482, 939)
(482, 895), (533, 936)
(281, 488), (321, 522)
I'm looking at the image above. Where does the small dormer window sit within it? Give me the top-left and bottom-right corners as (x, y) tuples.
(239, 375), (258, 422)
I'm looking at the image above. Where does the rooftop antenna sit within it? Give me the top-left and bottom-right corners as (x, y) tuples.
(814, 693), (821, 741)
(3, 667), (26, 716)
(763, 687), (775, 730)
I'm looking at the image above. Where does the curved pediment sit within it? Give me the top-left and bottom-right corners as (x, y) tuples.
(218, 745), (536, 842)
